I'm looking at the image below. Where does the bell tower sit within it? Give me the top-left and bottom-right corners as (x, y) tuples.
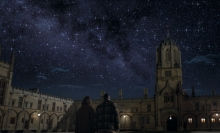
(155, 34), (183, 131)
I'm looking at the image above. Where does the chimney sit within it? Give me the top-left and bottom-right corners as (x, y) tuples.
(100, 90), (105, 99)
(144, 88), (148, 98)
(119, 89), (122, 99)
(191, 86), (196, 97)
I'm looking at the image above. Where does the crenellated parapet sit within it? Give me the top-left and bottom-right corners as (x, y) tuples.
(11, 86), (74, 103)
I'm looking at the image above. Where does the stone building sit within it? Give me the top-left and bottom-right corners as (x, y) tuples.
(0, 34), (220, 132)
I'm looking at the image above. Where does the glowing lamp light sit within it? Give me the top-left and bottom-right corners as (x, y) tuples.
(123, 115), (126, 118)
(38, 114), (41, 116)
(169, 115), (172, 120)
(216, 114), (218, 116)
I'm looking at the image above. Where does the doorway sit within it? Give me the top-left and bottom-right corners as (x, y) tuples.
(167, 115), (177, 131)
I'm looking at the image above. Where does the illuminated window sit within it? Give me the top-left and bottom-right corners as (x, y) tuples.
(188, 118), (192, 123)
(211, 118), (215, 123)
(201, 118), (205, 123)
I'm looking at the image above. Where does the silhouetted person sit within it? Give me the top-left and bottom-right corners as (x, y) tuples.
(75, 96), (95, 133)
(95, 94), (120, 133)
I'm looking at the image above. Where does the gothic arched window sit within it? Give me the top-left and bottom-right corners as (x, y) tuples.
(0, 80), (6, 105)
(164, 92), (174, 103)
(173, 50), (177, 61)
(164, 93), (168, 103)
(166, 48), (171, 61)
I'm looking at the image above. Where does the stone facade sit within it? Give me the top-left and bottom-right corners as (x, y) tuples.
(0, 35), (220, 132)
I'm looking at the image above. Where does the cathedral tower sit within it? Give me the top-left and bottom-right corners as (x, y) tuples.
(155, 34), (183, 131)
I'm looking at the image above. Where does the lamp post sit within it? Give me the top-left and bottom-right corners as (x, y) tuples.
(22, 95), (28, 131)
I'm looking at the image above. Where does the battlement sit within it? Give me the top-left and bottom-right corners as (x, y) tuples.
(184, 94), (220, 100)
(11, 86), (74, 103)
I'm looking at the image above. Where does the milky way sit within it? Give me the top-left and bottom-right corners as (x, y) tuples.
(0, 0), (220, 100)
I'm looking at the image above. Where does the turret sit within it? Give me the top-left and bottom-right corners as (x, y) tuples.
(10, 51), (15, 72)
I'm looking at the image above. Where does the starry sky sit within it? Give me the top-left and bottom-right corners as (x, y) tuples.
(0, 0), (220, 100)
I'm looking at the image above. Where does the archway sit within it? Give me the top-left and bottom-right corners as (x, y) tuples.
(167, 115), (177, 131)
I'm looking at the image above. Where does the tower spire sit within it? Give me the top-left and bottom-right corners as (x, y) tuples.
(10, 51), (15, 71)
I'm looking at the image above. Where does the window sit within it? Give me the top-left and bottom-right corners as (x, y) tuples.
(43, 105), (45, 110)
(22, 118), (24, 123)
(211, 118), (215, 123)
(188, 118), (192, 123)
(195, 102), (199, 111)
(165, 71), (171, 77)
(18, 97), (23, 107)
(52, 103), (55, 111)
(164, 92), (173, 103)
(147, 104), (151, 112)
(0, 81), (6, 105)
(213, 102), (217, 110)
(57, 107), (59, 112)
(131, 107), (138, 112)
(41, 119), (43, 124)
(60, 107), (62, 112)
(38, 100), (42, 110)
(10, 117), (15, 124)
(46, 119), (49, 124)
(11, 99), (15, 107)
(201, 118), (205, 123)
(46, 105), (49, 111)
(173, 50), (177, 61)
(30, 103), (33, 108)
(25, 102), (28, 108)
(31, 118), (34, 123)
(166, 48), (171, 61)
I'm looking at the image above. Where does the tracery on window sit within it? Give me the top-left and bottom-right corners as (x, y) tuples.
(173, 50), (177, 61)
(166, 48), (171, 61)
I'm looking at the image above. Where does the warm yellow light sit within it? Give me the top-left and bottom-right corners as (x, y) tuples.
(216, 114), (218, 116)
(38, 114), (41, 116)
(201, 118), (205, 123)
(211, 118), (215, 123)
(123, 115), (126, 118)
(188, 118), (192, 123)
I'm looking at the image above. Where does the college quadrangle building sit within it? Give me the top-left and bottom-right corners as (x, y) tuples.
(0, 35), (220, 132)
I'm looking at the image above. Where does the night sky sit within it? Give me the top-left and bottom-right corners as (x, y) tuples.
(0, 0), (219, 100)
